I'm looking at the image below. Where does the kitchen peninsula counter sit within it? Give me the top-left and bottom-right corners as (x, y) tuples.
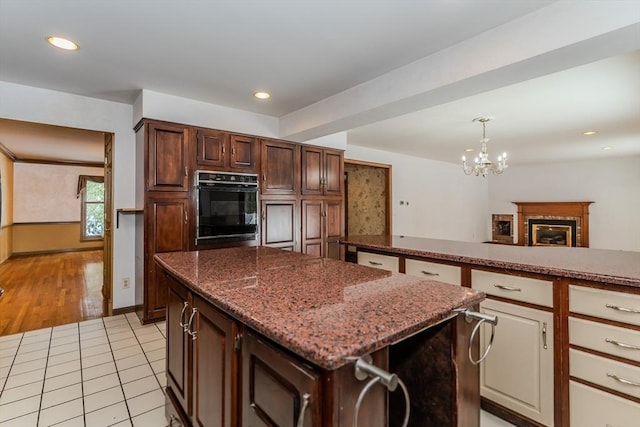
(156, 246), (486, 427)
(341, 235), (640, 288)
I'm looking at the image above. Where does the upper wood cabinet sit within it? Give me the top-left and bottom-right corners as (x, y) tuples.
(301, 147), (344, 196)
(147, 122), (190, 192)
(260, 139), (300, 195)
(196, 129), (258, 173)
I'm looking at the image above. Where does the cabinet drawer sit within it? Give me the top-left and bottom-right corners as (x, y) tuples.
(569, 285), (640, 326)
(357, 251), (399, 272)
(472, 270), (553, 307)
(570, 349), (640, 399)
(569, 317), (640, 362)
(405, 259), (460, 285)
(570, 381), (640, 427)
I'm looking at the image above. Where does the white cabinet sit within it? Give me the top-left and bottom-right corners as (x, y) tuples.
(478, 299), (555, 426)
(405, 258), (461, 285)
(357, 251), (399, 272)
(472, 270), (553, 307)
(570, 381), (640, 427)
(568, 284), (640, 426)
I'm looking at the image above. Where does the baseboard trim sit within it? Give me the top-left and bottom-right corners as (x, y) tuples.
(10, 247), (104, 257)
(112, 305), (140, 316)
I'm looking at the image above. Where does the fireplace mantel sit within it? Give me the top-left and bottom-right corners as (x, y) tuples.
(512, 201), (594, 247)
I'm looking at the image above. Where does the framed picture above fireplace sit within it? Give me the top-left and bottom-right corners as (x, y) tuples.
(492, 214), (514, 244)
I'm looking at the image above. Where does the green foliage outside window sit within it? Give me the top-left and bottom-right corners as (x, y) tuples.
(84, 181), (104, 238)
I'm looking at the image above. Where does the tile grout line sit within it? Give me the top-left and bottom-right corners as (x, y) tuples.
(35, 327), (55, 427)
(107, 316), (135, 426)
(0, 332), (24, 397)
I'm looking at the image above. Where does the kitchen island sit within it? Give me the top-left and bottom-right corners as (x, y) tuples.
(155, 246), (487, 427)
(341, 235), (640, 427)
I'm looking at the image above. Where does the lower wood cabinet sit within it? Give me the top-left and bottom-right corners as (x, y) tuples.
(478, 299), (555, 426)
(166, 272), (240, 427)
(261, 198), (299, 251)
(301, 198), (343, 259)
(242, 330), (321, 426)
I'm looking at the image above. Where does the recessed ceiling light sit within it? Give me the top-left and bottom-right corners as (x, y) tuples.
(46, 36), (79, 51)
(583, 130), (597, 136)
(602, 146), (613, 150)
(253, 91), (271, 100)
(464, 148), (474, 152)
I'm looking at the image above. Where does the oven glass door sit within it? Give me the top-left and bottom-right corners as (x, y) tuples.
(198, 186), (258, 241)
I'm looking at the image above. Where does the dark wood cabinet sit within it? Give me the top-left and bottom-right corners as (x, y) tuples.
(301, 198), (343, 259)
(147, 122), (190, 192)
(166, 273), (241, 427)
(144, 195), (189, 321)
(261, 198), (299, 252)
(301, 146), (344, 196)
(196, 129), (258, 173)
(242, 330), (321, 427)
(260, 139), (299, 195)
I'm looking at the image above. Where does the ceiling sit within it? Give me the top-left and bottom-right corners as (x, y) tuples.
(0, 0), (638, 165)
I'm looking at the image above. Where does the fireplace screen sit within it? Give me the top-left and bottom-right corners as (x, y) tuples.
(532, 224), (572, 247)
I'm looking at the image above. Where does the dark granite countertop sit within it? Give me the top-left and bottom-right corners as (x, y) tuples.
(341, 235), (640, 288)
(155, 246), (484, 370)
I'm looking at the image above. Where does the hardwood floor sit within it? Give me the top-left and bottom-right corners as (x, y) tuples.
(0, 250), (106, 336)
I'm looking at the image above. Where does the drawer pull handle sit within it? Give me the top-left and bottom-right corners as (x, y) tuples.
(187, 308), (198, 341)
(606, 304), (640, 314)
(542, 322), (548, 350)
(605, 338), (640, 351)
(178, 301), (189, 332)
(296, 393), (310, 427)
(368, 261), (383, 266)
(421, 270), (440, 276)
(607, 373), (640, 387)
(494, 284), (522, 292)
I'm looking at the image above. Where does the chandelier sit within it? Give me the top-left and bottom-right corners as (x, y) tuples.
(462, 117), (508, 177)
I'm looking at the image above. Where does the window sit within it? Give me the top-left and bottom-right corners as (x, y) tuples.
(81, 180), (104, 240)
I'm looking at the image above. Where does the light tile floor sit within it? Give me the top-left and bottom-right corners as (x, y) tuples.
(0, 313), (169, 427)
(1, 313), (514, 427)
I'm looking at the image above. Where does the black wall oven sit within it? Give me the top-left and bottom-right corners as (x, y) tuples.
(195, 171), (259, 245)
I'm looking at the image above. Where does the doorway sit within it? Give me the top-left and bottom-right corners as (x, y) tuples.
(0, 119), (113, 334)
(344, 159), (392, 260)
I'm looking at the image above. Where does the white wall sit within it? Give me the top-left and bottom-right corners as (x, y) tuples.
(346, 144), (489, 242)
(134, 90), (279, 137)
(14, 163), (103, 222)
(488, 156), (640, 251)
(0, 81), (136, 309)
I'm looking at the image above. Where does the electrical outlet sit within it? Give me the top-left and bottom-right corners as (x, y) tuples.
(122, 278), (130, 289)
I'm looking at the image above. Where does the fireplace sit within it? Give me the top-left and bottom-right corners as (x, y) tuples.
(529, 219), (577, 247)
(513, 202), (593, 247)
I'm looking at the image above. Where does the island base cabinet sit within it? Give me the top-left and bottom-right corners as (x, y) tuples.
(479, 300), (554, 427)
(570, 381), (640, 427)
(242, 331), (321, 427)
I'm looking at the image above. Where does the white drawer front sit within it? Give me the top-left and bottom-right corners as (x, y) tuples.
(471, 270), (553, 307)
(357, 251), (399, 272)
(570, 381), (640, 427)
(569, 285), (640, 326)
(405, 259), (461, 285)
(570, 349), (640, 399)
(569, 317), (640, 362)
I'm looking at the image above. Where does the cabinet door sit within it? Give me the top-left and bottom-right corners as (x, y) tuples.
(260, 140), (299, 195)
(242, 331), (321, 427)
(148, 122), (189, 191)
(261, 199), (298, 251)
(479, 299), (554, 426)
(323, 149), (344, 196)
(146, 196), (189, 321)
(301, 199), (323, 257)
(196, 129), (228, 169)
(324, 199), (343, 260)
(166, 274), (191, 418)
(229, 134), (258, 172)
(301, 147), (323, 195)
(192, 295), (240, 427)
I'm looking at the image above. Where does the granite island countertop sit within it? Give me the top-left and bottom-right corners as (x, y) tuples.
(341, 235), (640, 288)
(154, 246), (484, 370)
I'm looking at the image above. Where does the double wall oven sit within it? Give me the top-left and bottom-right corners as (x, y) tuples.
(195, 171), (259, 245)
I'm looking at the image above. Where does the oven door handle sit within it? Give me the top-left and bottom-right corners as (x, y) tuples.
(197, 185), (258, 192)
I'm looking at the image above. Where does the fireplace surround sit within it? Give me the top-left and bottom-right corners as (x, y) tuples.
(513, 201), (593, 247)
